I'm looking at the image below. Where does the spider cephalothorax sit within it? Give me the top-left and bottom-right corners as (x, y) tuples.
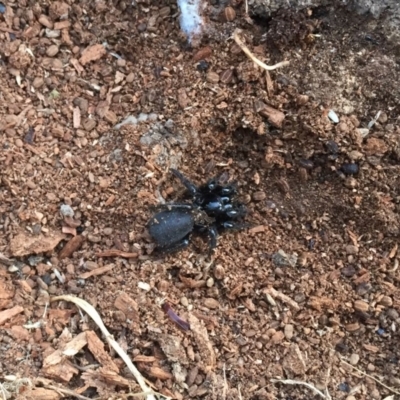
(147, 169), (247, 254)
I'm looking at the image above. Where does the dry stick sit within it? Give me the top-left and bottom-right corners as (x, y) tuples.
(46, 385), (93, 400)
(233, 29), (290, 71)
(340, 358), (400, 396)
(271, 379), (328, 399)
(51, 295), (160, 400)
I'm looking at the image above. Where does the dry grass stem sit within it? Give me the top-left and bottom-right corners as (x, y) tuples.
(271, 378), (328, 399)
(51, 295), (161, 400)
(233, 29), (289, 71)
(340, 358), (400, 395)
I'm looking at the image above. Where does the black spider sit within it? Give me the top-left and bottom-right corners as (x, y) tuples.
(147, 169), (247, 253)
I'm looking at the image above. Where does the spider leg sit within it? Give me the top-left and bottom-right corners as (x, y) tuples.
(218, 221), (251, 231)
(208, 224), (219, 252)
(149, 203), (194, 212)
(170, 169), (199, 197)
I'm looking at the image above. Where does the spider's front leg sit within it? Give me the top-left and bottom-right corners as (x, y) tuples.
(208, 224), (219, 252)
(170, 169), (199, 198)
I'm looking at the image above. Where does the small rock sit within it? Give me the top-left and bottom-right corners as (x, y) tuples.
(341, 265), (356, 277)
(348, 150), (363, 160)
(214, 265), (225, 280)
(181, 296), (189, 307)
(326, 140), (339, 154)
(357, 128), (370, 138)
(387, 308), (399, 319)
(203, 298), (219, 309)
(284, 324), (294, 340)
(328, 109), (339, 123)
(345, 245), (358, 255)
(271, 330), (285, 344)
(272, 249), (297, 267)
(87, 234), (101, 243)
(60, 204), (74, 217)
(341, 163), (359, 175)
(349, 353), (359, 365)
(379, 295), (393, 307)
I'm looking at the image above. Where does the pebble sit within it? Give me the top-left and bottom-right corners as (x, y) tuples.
(367, 363), (375, 371)
(326, 140), (339, 154)
(328, 109), (339, 123)
(349, 353), (359, 365)
(346, 396), (356, 400)
(26, 180), (37, 190)
(284, 324), (294, 340)
(272, 249), (298, 267)
(341, 163), (359, 175)
(181, 296), (189, 307)
(206, 277), (214, 287)
(60, 204), (74, 217)
(345, 245), (358, 255)
(103, 228), (113, 235)
(387, 308), (399, 319)
(87, 234), (101, 243)
(203, 298), (219, 309)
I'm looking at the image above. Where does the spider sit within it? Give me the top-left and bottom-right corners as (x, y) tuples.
(147, 169), (247, 253)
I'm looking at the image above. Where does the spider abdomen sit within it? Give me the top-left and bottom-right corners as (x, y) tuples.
(147, 209), (194, 248)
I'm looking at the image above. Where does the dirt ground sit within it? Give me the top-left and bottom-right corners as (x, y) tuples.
(1, 0), (400, 399)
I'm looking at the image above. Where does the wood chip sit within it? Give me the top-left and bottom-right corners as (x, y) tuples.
(24, 388), (61, 400)
(264, 287), (300, 311)
(79, 264), (114, 279)
(79, 44), (107, 65)
(0, 305), (24, 325)
(255, 101), (285, 128)
(248, 225), (265, 234)
(188, 314), (216, 371)
(148, 366), (173, 380)
(96, 249), (138, 258)
(58, 235), (84, 259)
(86, 330), (119, 372)
(9, 231), (66, 257)
(133, 355), (157, 363)
(43, 332), (87, 367)
(114, 292), (140, 323)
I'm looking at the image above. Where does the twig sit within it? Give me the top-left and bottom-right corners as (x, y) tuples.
(340, 358), (400, 395)
(51, 295), (161, 400)
(264, 287), (300, 310)
(233, 29), (289, 71)
(222, 363), (227, 400)
(323, 349), (334, 400)
(46, 385), (93, 400)
(96, 249), (139, 258)
(271, 378), (328, 399)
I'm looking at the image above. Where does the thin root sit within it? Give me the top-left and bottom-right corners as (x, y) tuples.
(233, 29), (289, 71)
(271, 378), (328, 399)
